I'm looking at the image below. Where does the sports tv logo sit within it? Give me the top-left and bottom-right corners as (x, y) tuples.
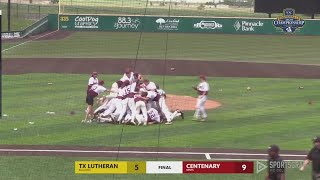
(273, 8), (305, 33)
(256, 161), (267, 174)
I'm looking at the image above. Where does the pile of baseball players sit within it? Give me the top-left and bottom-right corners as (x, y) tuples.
(83, 69), (184, 125)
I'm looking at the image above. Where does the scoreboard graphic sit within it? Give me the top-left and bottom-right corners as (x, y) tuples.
(75, 161), (255, 174)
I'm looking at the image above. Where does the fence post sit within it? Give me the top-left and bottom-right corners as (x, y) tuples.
(16, 3), (19, 18)
(38, 5), (41, 19)
(8, 0), (11, 31)
(28, 4), (30, 17)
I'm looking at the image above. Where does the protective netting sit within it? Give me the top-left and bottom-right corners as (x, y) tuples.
(59, 0), (262, 17)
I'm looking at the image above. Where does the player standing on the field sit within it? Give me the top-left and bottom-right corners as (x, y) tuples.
(300, 136), (320, 180)
(265, 145), (285, 180)
(87, 72), (98, 94)
(193, 75), (209, 121)
(84, 80), (107, 123)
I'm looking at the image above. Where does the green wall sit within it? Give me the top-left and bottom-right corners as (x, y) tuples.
(53, 14), (320, 35)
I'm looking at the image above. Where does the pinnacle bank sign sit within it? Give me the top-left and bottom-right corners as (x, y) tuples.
(234, 20), (264, 32)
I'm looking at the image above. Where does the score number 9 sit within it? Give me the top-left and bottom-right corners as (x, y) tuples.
(242, 164), (246, 171)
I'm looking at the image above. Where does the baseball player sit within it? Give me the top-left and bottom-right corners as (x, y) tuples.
(97, 98), (118, 123)
(120, 68), (134, 83)
(193, 75), (210, 122)
(116, 80), (131, 123)
(145, 90), (161, 111)
(300, 136), (320, 180)
(156, 85), (184, 123)
(87, 72), (98, 94)
(265, 145), (285, 180)
(84, 80), (107, 123)
(134, 92), (148, 125)
(143, 79), (157, 91)
(94, 81), (122, 115)
(127, 78), (141, 124)
(136, 107), (182, 125)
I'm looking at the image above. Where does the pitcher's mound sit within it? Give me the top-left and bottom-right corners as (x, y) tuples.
(166, 94), (221, 111)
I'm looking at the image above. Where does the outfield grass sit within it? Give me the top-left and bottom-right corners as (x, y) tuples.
(0, 156), (312, 180)
(1, 73), (319, 150)
(3, 32), (320, 65)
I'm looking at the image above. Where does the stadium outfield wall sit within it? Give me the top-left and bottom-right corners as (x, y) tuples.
(48, 14), (320, 35)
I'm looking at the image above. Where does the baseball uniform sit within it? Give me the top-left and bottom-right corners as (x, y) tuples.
(120, 72), (134, 83)
(145, 82), (157, 91)
(147, 108), (161, 123)
(86, 84), (106, 106)
(135, 96), (148, 125)
(146, 91), (160, 110)
(116, 85), (131, 122)
(194, 81), (210, 120)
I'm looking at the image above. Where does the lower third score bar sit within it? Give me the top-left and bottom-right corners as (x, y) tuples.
(183, 161), (254, 174)
(75, 161), (254, 174)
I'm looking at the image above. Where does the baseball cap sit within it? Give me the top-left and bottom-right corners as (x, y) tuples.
(125, 67), (132, 74)
(268, 144), (280, 152)
(116, 81), (123, 87)
(122, 80), (130, 87)
(313, 136), (320, 143)
(199, 74), (206, 80)
(98, 80), (104, 85)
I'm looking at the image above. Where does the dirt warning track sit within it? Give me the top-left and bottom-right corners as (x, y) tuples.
(4, 58), (320, 78)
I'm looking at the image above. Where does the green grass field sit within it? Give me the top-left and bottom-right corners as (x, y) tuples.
(1, 73), (318, 179)
(4, 32), (320, 65)
(2, 74), (319, 149)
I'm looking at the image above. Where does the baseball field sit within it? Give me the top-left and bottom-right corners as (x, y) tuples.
(1, 30), (320, 179)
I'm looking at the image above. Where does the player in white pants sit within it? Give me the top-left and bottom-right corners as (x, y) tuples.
(136, 108), (182, 125)
(134, 92), (148, 125)
(98, 98), (117, 122)
(94, 81), (122, 115)
(116, 80), (131, 123)
(193, 75), (210, 121)
(127, 80), (140, 124)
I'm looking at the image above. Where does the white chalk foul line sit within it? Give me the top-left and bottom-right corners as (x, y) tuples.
(0, 149), (306, 157)
(205, 153), (211, 160)
(2, 30), (58, 53)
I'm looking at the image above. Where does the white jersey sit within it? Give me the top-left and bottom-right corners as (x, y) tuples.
(109, 82), (119, 97)
(148, 108), (160, 123)
(146, 82), (157, 91)
(197, 81), (210, 95)
(120, 72), (134, 83)
(91, 84), (106, 95)
(118, 85), (131, 98)
(147, 91), (158, 100)
(88, 77), (98, 86)
(130, 82), (137, 93)
(157, 89), (166, 96)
